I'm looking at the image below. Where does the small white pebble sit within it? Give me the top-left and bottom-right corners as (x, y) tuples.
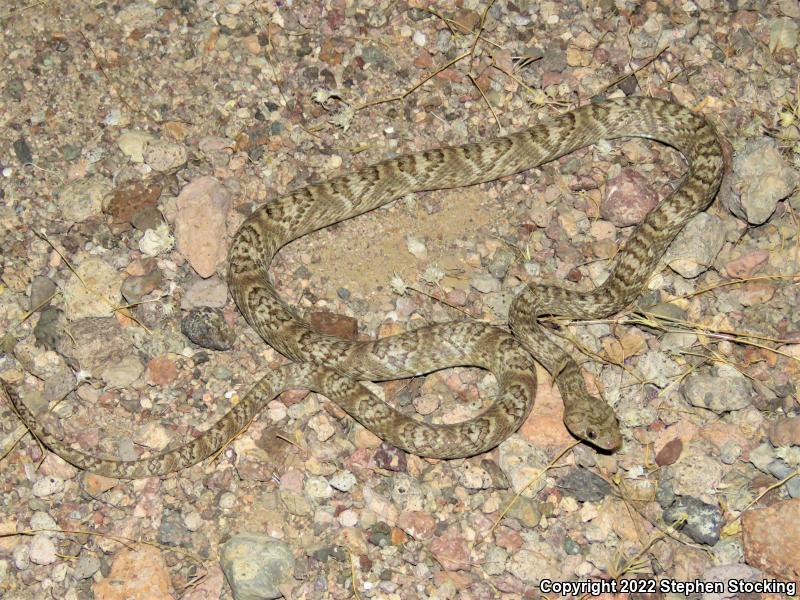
(339, 509), (359, 527)
(219, 492), (237, 509)
(184, 511), (203, 531)
(412, 30), (427, 47)
(32, 476), (64, 498)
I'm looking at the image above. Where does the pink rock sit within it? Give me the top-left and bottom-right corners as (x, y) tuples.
(601, 168), (659, 227)
(93, 546), (174, 599)
(279, 468), (305, 493)
(725, 249), (770, 279)
(397, 511), (436, 540)
(494, 527), (523, 552)
(175, 177), (231, 278)
(146, 356), (178, 386)
(768, 417), (800, 447)
(742, 497), (800, 580)
(518, 365), (574, 448)
(429, 526), (471, 571)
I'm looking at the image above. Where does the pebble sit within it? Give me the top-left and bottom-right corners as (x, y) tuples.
(470, 272), (501, 293)
(56, 174), (111, 223)
(600, 168), (659, 227)
(483, 546), (508, 576)
(308, 413), (335, 442)
(101, 354), (144, 387)
(405, 235), (428, 259)
(498, 436), (550, 496)
(682, 366), (753, 413)
(117, 130), (156, 162)
(121, 268), (162, 304)
(28, 534), (57, 565)
(363, 486), (399, 525)
(32, 475), (64, 497)
(339, 509), (359, 527)
(73, 552), (101, 579)
(106, 179), (162, 225)
(413, 393), (440, 415)
(429, 527), (470, 571)
(769, 416), (800, 446)
(397, 511), (436, 540)
(769, 16), (799, 53)
(219, 492), (237, 509)
(63, 256), (124, 320)
(143, 139), (188, 172)
(33, 307), (64, 350)
(181, 276), (229, 309)
(669, 453), (724, 498)
(13, 545), (30, 571)
(373, 443), (407, 472)
(30, 511), (58, 534)
(730, 137), (799, 225)
(29, 275), (57, 312)
(719, 440), (742, 465)
(725, 248), (770, 279)
(742, 497), (800, 581)
(131, 205), (163, 231)
(329, 470), (356, 492)
(92, 546), (173, 599)
(175, 177), (232, 278)
(665, 213), (725, 278)
(504, 495), (542, 528)
(13, 136), (33, 164)
(455, 462), (493, 490)
(181, 307), (236, 350)
(145, 355), (178, 386)
(280, 490), (312, 517)
(655, 438), (683, 466)
(558, 468), (611, 502)
(305, 476), (333, 500)
(663, 495), (724, 545)
(183, 511), (203, 532)
(220, 534), (295, 600)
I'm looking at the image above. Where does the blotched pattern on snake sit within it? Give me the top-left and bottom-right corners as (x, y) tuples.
(7, 97), (723, 477)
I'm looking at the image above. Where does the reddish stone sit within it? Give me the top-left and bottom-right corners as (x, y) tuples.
(725, 249), (770, 278)
(742, 497), (800, 580)
(429, 527), (470, 571)
(106, 179), (162, 225)
(397, 511), (436, 540)
(494, 527), (523, 552)
(93, 546), (173, 599)
(146, 356), (178, 386)
(601, 168), (659, 227)
(655, 438), (683, 466)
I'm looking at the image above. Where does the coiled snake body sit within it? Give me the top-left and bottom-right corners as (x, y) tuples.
(8, 97), (723, 477)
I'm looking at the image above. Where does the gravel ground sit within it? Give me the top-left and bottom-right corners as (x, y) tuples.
(2, 1), (800, 599)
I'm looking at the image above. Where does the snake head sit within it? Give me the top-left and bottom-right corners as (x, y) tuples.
(563, 397), (622, 451)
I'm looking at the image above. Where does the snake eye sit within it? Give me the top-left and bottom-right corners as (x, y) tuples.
(586, 429), (597, 440)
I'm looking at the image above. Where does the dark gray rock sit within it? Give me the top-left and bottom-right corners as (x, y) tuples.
(663, 496), (724, 545)
(181, 308), (235, 351)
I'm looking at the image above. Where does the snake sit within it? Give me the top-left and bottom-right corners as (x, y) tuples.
(6, 97), (723, 478)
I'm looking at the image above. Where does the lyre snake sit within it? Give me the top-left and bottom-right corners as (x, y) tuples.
(7, 97), (723, 477)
